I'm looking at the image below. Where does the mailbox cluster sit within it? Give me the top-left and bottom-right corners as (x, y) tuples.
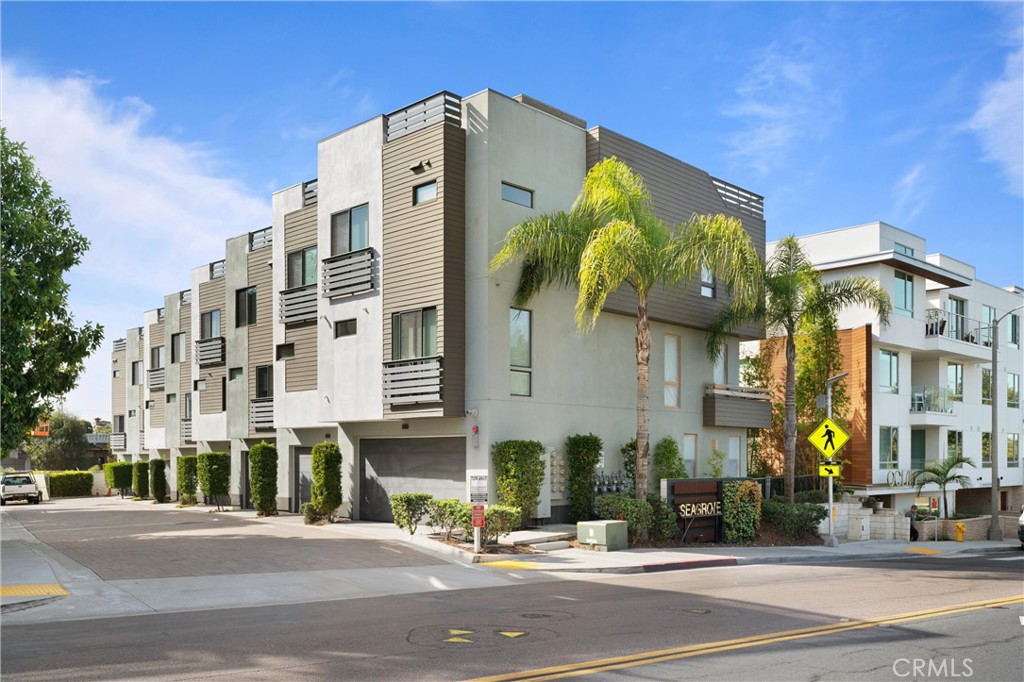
(548, 450), (567, 502)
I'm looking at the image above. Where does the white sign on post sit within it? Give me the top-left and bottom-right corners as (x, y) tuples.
(469, 474), (488, 504)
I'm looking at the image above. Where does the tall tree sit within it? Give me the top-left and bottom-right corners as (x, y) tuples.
(1, 128), (104, 451)
(25, 411), (93, 471)
(490, 158), (762, 498)
(706, 236), (891, 503)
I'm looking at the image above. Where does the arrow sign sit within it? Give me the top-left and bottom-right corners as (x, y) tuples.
(808, 417), (850, 457)
(819, 463), (841, 478)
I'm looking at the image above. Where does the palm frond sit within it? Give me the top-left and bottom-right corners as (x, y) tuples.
(575, 219), (650, 332)
(811, 276), (893, 329)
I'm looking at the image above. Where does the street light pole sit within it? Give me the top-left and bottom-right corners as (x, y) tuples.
(824, 372), (849, 548)
(988, 303), (1024, 541)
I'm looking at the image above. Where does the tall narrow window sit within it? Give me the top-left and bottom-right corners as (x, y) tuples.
(982, 366), (992, 405)
(894, 271), (913, 317)
(664, 334), (680, 407)
(113, 415), (125, 432)
(183, 393), (192, 420)
(201, 310), (221, 339)
(1011, 315), (1020, 349)
(981, 305), (996, 346)
(947, 430), (963, 459)
(713, 346), (727, 385)
(728, 436), (741, 477)
(682, 434), (697, 477)
(331, 204), (369, 255)
(700, 263), (715, 298)
(982, 432), (992, 468)
(500, 182), (534, 208)
(236, 287), (257, 327)
(879, 349), (899, 394)
(947, 296), (965, 340)
(150, 346), (165, 370)
(413, 181), (437, 205)
(946, 362), (963, 401)
(1008, 373), (1020, 408)
(131, 361), (142, 385)
(171, 333), (185, 363)
(256, 365), (274, 399)
(510, 308), (532, 396)
(392, 308), (437, 361)
(879, 426), (898, 469)
(1008, 434), (1020, 468)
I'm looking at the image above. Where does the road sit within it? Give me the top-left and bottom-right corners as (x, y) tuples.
(3, 546), (1021, 681)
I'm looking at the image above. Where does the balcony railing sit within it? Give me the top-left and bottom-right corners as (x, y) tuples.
(195, 337), (225, 366)
(180, 289), (192, 304)
(111, 433), (127, 451)
(303, 179), (318, 206)
(710, 177), (765, 219)
(702, 384), (772, 428)
(209, 260), (225, 279)
(322, 248), (376, 299)
(113, 339), (126, 353)
(925, 308), (987, 346)
(383, 356), (443, 405)
(910, 386), (955, 414)
(385, 91), (461, 142)
(249, 397), (274, 430)
(249, 226), (272, 250)
(180, 419), (192, 442)
(279, 284), (317, 324)
(139, 431), (146, 450)
(147, 367), (165, 390)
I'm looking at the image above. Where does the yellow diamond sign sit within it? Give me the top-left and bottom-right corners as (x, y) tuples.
(808, 417), (850, 457)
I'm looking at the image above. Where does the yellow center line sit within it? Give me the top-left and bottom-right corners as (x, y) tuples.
(1, 583), (69, 597)
(469, 595), (1023, 682)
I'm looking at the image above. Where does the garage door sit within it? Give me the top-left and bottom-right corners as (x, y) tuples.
(360, 437), (466, 522)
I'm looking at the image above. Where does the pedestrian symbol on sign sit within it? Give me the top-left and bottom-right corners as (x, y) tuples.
(808, 418), (850, 457)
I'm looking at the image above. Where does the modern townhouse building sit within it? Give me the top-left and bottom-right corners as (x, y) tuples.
(774, 222), (1023, 515)
(111, 88), (771, 520)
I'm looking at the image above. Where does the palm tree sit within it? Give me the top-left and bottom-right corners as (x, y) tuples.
(910, 453), (975, 519)
(706, 236), (892, 504)
(490, 158), (762, 499)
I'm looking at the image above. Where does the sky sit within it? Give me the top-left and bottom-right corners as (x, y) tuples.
(3, 1), (1022, 422)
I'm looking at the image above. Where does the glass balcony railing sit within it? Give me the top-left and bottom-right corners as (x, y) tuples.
(909, 386), (955, 414)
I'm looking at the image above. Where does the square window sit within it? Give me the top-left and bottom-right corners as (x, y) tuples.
(501, 182), (534, 208)
(128, 410), (136, 418)
(392, 308), (437, 360)
(286, 247), (317, 288)
(113, 369), (120, 378)
(335, 319), (357, 338)
(166, 393), (176, 404)
(194, 379), (207, 391)
(331, 204), (369, 255)
(413, 181), (437, 205)
(276, 343), (295, 360)
(229, 367), (243, 380)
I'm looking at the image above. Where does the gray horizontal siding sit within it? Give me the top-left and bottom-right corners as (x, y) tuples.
(285, 322), (317, 393)
(702, 394), (772, 429)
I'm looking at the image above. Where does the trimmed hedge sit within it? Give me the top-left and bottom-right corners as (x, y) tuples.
(131, 461), (149, 499)
(566, 433), (602, 522)
(248, 441), (278, 516)
(428, 497), (470, 541)
(149, 459), (169, 503)
(391, 492), (433, 535)
(197, 452), (230, 510)
(761, 498), (827, 538)
(653, 436), (688, 483)
(48, 471), (93, 497)
(311, 440), (342, 521)
(460, 504), (521, 547)
(177, 455), (198, 505)
(492, 440), (545, 527)
(722, 480), (762, 543)
(105, 462), (133, 498)
(595, 492), (654, 543)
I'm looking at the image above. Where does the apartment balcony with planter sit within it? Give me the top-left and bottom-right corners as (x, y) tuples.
(249, 397), (274, 431)
(908, 385), (958, 426)
(702, 384), (772, 428)
(279, 284), (317, 324)
(195, 337), (225, 366)
(147, 367), (165, 391)
(322, 248), (376, 299)
(383, 356), (442, 406)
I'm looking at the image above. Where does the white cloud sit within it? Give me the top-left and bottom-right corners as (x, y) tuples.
(891, 163), (930, 226)
(968, 46), (1024, 197)
(3, 63), (270, 420)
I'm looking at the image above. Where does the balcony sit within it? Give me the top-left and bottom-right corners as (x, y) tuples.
(383, 356), (443, 405)
(111, 433), (127, 451)
(322, 248), (376, 299)
(702, 384), (772, 428)
(909, 385), (957, 426)
(920, 309), (992, 362)
(385, 91), (461, 142)
(279, 284), (317, 324)
(113, 339), (126, 353)
(195, 337), (225, 366)
(147, 367), (165, 390)
(180, 419), (192, 442)
(249, 397), (274, 430)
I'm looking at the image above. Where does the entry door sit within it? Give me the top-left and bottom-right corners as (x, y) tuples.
(294, 447), (313, 512)
(911, 431), (926, 470)
(240, 451), (251, 510)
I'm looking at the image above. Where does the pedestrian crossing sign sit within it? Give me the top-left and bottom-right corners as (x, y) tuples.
(808, 417), (850, 457)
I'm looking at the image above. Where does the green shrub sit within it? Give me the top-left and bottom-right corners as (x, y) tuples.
(149, 459), (169, 503)
(653, 436), (688, 484)
(428, 498), (470, 541)
(565, 433), (602, 522)
(248, 441), (278, 516)
(706, 449), (726, 478)
(595, 492), (654, 543)
(311, 440), (342, 521)
(620, 438), (637, 492)
(761, 498), (827, 538)
(492, 440), (545, 527)
(197, 452), (230, 510)
(647, 494), (680, 541)
(722, 480), (762, 543)
(132, 461), (149, 500)
(301, 502), (328, 525)
(390, 492), (433, 535)
(459, 504), (521, 548)
(177, 455), (198, 505)
(794, 489), (827, 504)
(48, 471), (93, 497)
(104, 462), (133, 498)
(88, 464), (103, 473)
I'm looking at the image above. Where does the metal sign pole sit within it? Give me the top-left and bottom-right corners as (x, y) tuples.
(474, 526), (481, 554)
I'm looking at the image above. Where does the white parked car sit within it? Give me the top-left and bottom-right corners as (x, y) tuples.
(1018, 504), (1024, 549)
(1, 472), (42, 505)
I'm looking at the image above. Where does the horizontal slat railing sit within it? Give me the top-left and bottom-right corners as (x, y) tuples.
(111, 433), (127, 451)
(249, 226), (272, 250)
(196, 337), (225, 366)
(704, 384), (770, 401)
(322, 248), (375, 298)
(279, 284), (318, 323)
(249, 398), (274, 430)
(113, 339), (127, 352)
(386, 92), (461, 141)
(383, 356), (443, 405)
(710, 177), (765, 219)
(180, 420), (192, 442)
(147, 368), (165, 390)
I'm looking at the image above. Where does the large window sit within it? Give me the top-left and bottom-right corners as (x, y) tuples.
(664, 334), (680, 407)
(879, 349), (899, 394)
(256, 365), (273, 399)
(392, 308), (437, 361)
(171, 333), (185, 364)
(982, 432), (991, 468)
(287, 246), (317, 288)
(1008, 373), (1020, 408)
(947, 296), (965, 339)
(200, 310), (221, 339)
(879, 426), (898, 469)
(236, 287), (256, 327)
(894, 271), (913, 317)
(331, 204), (369, 255)
(982, 366), (992, 405)
(981, 305), (996, 346)
(113, 415), (125, 432)
(682, 434), (697, 477)
(150, 346), (165, 370)
(510, 308), (532, 396)
(1008, 434), (1020, 468)
(131, 361), (142, 385)
(946, 362), (963, 401)
(947, 430), (963, 459)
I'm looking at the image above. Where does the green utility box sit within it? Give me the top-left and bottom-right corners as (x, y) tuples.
(577, 520), (628, 551)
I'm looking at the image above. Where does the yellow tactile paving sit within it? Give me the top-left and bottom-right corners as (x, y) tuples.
(1, 583), (69, 597)
(480, 560), (544, 571)
(906, 547), (942, 555)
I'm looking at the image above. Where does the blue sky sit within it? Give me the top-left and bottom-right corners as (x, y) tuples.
(3, 1), (1022, 420)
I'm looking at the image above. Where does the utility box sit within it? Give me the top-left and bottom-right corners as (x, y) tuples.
(577, 520), (628, 552)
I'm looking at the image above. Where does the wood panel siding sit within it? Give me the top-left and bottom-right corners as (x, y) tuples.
(112, 349), (126, 415)
(586, 128), (765, 338)
(284, 322), (317, 392)
(284, 204), (317, 255)
(247, 249), (274, 436)
(840, 325), (873, 486)
(199, 278), (226, 415)
(381, 119), (465, 418)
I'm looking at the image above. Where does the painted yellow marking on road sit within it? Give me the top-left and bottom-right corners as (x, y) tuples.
(0, 583), (68, 597)
(482, 560), (544, 571)
(499, 631), (527, 638)
(906, 547), (942, 555)
(444, 636), (473, 643)
(470, 595), (1024, 682)
(450, 629), (474, 635)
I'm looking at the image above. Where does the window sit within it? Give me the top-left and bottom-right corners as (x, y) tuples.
(713, 346), (727, 385)
(334, 319), (357, 338)
(113, 369), (120, 378)
(1008, 434), (1020, 468)
(113, 415), (125, 432)
(256, 365), (274, 399)
(982, 432), (991, 468)
(728, 436), (741, 477)
(150, 345), (165, 370)
(201, 310), (221, 339)
(131, 361), (142, 385)
(391, 308), (437, 360)
(145, 400), (153, 410)
(894, 271), (913, 317)
(981, 305), (996, 346)
(183, 393), (192, 420)
(682, 435), (697, 477)
(700, 263), (715, 298)
(947, 296), (965, 339)
(946, 362), (963, 401)
(982, 366), (992, 405)
(1008, 373), (1020, 408)
(880, 426), (898, 469)
(510, 308), (532, 396)
(222, 377), (227, 412)
(128, 409), (136, 418)
(229, 367), (243, 381)
(287, 246), (317, 288)
(331, 204), (369, 255)
(166, 393), (176, 404)
(413, 181), (437, 205)
(879, 349), (899, 394)
(194, 379), (206, 391)
(894, 242), (914, 257)
(664, 334), (680, 407)
(171, 333), (185, 363)
(276, 343), (295, 360)
(947, 430), (963, 459)
(236, 287), (257, 327)
(501, 182), (533, 208)
(1011, 314), (1020, 349)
